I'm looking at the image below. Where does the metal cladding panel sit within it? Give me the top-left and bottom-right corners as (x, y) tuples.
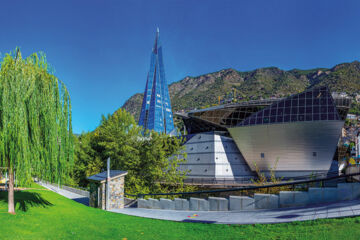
(228, 121), (344, 173)
(178, 132), (255, 179)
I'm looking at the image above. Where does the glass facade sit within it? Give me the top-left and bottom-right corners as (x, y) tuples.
(238, 87), (341, 127)
(138, 29), (175, 134)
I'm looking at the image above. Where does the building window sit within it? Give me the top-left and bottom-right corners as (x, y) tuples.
(313, 152), (317, 157)
(261, 153), (265, 158)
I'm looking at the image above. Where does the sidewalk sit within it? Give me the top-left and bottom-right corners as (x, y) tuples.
(40, 182), (360, 224)
(38, 182), (89, 206)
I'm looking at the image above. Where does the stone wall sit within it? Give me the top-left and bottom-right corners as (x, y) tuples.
(138, 182), (360, 211)
(109, 176), (125, 209)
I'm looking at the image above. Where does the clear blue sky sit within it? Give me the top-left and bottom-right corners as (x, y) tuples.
(1, 0), (359, 133)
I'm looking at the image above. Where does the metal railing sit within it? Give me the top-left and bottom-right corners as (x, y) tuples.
(125, 172), (360, 199)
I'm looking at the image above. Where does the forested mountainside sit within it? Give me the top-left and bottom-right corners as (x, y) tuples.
(122, 61), (360, 122)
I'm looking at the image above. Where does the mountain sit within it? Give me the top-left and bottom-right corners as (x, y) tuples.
(122, 61), (360, 122)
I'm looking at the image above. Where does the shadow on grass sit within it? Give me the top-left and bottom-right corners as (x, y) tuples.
(0, 191), (53, 212)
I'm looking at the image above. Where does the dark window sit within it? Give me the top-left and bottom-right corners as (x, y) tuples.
(277, 108), (284, 115)
(313, 89), (320, 97)
(313, 114), (320, 120)
(327, 97), (333, 105)
(306, 106), (312, 114)
(320, 106), (327, 113)
(285, 100), (291, 107)
(321, 114), (327, 120)
(291, 115), (298, 122)
(243, 119), (249, 125)
(264, 109), (270, 117)
(292, 99), (298, 106)
(261, 153), (265, 158)
(263, 117), (269, 123)
(306, 91), (312, 98)
(299, 107), (305, 114)
(306, 99), (312, 106)
(335, 114), (340, 120)
(313, 98), (320, 105)
(299, 99), (305, 106)
(291, 107), (298, 114)
(328, 106), (334, 113)
(284, 115), (291, 122)
(256, 117), (262, 124)
(313, 152), (317, 157)
(250, 116), (256, 124)
(270, 116), (276, 123)
(277, 116), (283, 122)
(278, 101), (284, 108)
(320, 98), (327, 105)
(285, 108), (291, 114)
(313, 106), (320, 113)
(271, 108), (277, 116)
(299, 93), (305, 99)
(298, 115), (304, 121)
(305, 114), (312, 121)
(328, 114), (334, 120)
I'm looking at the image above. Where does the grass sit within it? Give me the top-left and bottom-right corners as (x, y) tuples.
(1, 185), (360, 240)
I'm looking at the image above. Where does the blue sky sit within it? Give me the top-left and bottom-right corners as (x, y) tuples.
(1, 0), (360, 133)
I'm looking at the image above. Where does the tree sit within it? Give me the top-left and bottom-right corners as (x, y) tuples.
(0, 49), (73, 214)
(73, 108), (189, 196)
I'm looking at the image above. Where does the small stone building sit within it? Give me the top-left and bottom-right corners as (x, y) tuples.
(87, 170), (127, 210)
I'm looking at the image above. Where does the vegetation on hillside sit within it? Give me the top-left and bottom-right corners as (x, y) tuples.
(122, 61), (360, 123)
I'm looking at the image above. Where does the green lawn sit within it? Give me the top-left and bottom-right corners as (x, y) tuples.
(1, 185), (360, 240)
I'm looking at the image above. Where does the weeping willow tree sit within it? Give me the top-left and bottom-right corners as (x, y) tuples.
(0, 49), (74, 214)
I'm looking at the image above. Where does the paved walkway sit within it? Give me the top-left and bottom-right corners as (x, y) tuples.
(38, 182), (89, 206)
(112, 200), (360, 224)
(39, 182), (360, 224)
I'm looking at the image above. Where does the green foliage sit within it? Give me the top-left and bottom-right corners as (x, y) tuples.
(72, 108), (189, 196)
(0, 49), (73, 186)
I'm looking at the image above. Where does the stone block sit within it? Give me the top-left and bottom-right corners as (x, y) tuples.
(323, 188), (337, 203)
(254, 194), (279, 209)
(148, 198), (161, 209)
(160, 198), (175, 210)
(208, 197), (228, 211)
(308, 188), (322, 204)
(189, 197), (209, 211)
(337, 183), (353, 201)
(138, 199), (150, 208)
(351, 183), (360, 199)
(174, 198), (190, 210)
(229, 196), (255, 210)
(279, 191), (309, 208)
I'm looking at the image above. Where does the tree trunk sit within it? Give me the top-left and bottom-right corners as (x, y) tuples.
(8, 163), (15, 214)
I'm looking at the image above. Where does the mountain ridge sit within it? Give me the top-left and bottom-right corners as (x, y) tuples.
(122, 61), (360, 122)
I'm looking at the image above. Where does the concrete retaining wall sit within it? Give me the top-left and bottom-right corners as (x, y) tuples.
(39, 181), (89, 197)
(137, 182), (360, 211)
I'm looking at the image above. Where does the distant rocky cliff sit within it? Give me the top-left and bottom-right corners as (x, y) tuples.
(122, 61), (360, 122)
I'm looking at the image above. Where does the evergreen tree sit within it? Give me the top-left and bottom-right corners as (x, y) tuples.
(0, 49), (73, 214)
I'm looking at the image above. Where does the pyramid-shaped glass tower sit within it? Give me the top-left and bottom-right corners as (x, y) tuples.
(138, 28), (175, 134)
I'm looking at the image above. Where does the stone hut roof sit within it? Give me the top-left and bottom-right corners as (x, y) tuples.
(87, 170), (128, 183)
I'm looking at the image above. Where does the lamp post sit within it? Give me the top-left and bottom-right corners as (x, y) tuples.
(106, 157), (110, 211)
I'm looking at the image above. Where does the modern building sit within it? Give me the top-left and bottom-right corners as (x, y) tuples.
(176, 87), (351, 183)
(138, 28), (175, 135)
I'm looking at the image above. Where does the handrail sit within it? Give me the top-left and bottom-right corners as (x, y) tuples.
(125, 172), (360, 198)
